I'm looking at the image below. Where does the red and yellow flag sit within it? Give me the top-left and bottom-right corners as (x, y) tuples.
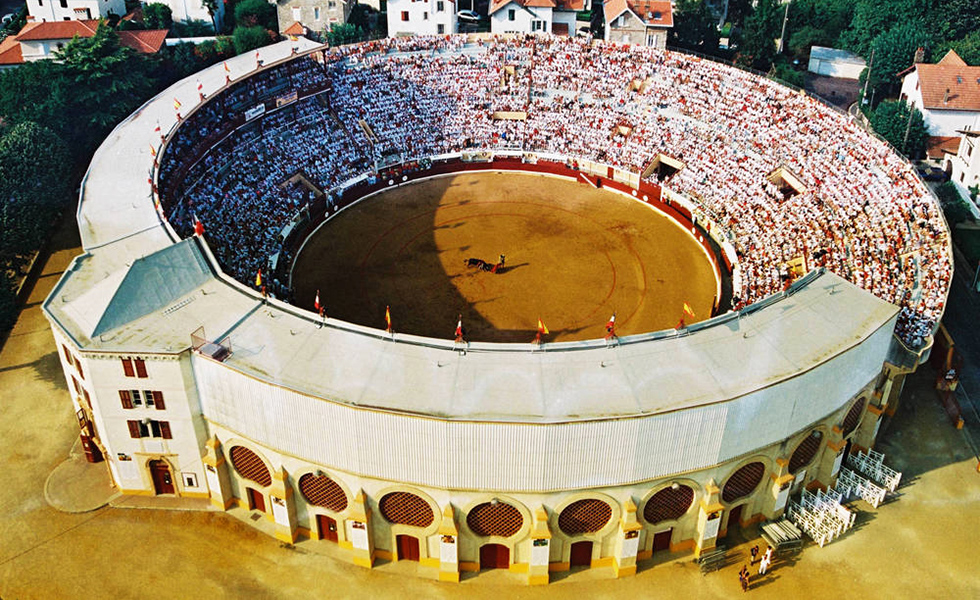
(537, 319), (549, 335)
(314, 290), (321, 312)
(173, 97), (182, 111)
(255, 268), (262, 288)
(385, 305), (392, 332)
(683, 302), (695, 318)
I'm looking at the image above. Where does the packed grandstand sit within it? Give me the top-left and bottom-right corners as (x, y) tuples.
(158, 35), (951, 348)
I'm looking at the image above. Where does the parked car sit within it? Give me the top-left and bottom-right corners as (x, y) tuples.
(917, 166), (948, 182)
(457, 9), (480, 22)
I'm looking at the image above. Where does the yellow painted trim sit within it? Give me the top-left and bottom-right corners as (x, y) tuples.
(549, 562), (570, 572)
(700, 501), (724, 513)
(338, 540), (354, 550)
(296, 526), (311, 539)
(775, 457), (789, 467)
(622, 520), (642, 532)
(375, 549), (393, 561)
(439, 571), (461, 582)
(636, 549), (653, 561)
(509, 562), (529, 573)
(670, 539), (695, 552)
(211, 497), (232, 511)
(831, 425), (843, 435)
(420, 557), (440, 568)
(528, 574), (550, 585)
(704, 482), (719, 495)
(827, 439), (847, 451)
(773, 473), (794, 486)
(592, 556), (614, 568)
(459, 561), (480, 572)
(614, 564), (637, 578)
(265, 512), (275, 523)
(275, 529), (297, 544)
(353, 556), (373, 568)
(181, 490), (210, 499)
(118, 488), (156, 497)
(867, 404), (885, 416)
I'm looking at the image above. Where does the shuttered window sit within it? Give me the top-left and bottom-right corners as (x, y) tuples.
(159, 421), (172, 439)
(134, 358), (148, 378)
(119, 390), (133, 409)
(154, 391), (166, 410)
(127, 420), (141, 438)
(74, 356), (84, 380)
(122, 358), (134, 377)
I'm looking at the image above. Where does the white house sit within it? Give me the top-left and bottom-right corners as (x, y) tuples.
(154, 0), (225, 31)
(0, 20), (167, 68)
(489, 0), (584, 36)
(944, 117), (980, 201)
(899, 50), (980, 137)
(807, 46), (866, 80)
(26, 0), (126, 22)
(603, 0), (671, 48)
(387, 0), (456, 37)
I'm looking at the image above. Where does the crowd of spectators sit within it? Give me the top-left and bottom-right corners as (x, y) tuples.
(159, 35), (951, 348)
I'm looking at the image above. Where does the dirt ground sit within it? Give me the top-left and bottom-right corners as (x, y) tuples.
(2, 213), (980, 599)
(292, 172), (718, 342)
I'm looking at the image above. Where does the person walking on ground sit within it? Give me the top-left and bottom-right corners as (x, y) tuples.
(739, 565), (749, 592)
(750, 545), (759, 564)
(759, 554), (770, 576)
(763, 546), (773, 565)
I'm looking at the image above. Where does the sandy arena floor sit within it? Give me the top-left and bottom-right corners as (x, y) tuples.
(292, 172), (718, 342)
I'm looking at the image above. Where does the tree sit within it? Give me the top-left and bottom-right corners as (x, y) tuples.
(840, 0), (925, 56)
(933, 0), (980, 44)
(233, 25), (274, 55)
(733, 0), (781, 71)
(936, 181), (973, 226)
(0, 122), (72, 270)
(670, 0), (721, 54)
(326, 23), (363, 47)
(783, 0), (854, 59)
(943, 30), (980, 65)
(143, 3), (173, 30)
(862, 22), (933, 101)
(234, 0), (277, 31)
(201, 0), (219, 32)
(870, 100), (928, 159)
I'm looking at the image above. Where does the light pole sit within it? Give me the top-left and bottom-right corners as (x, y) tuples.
(778, 0), (790, 54)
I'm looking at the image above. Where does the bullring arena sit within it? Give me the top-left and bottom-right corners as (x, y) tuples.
(43, 35), (951, 584)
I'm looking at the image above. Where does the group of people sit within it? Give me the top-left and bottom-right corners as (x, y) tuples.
(159, 34), (950, 346)
(740, 545), (775, 592)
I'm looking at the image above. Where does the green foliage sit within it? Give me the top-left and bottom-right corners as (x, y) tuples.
(233, 25), (274, 55)
(670, 0), (721, 54)
(772, 58), (805, 88)
(783, 0), (853, 58)
(194, 37), (236, 62)
(726, 0), (753, 28)
(326, 23), (363, 47)
(869, 100), (929, 159)
(936, 181), (973, 226)
(841, 0), (925, 56)
(348, 4), (377, 31)
(942, 30), (980, 65)
(0, 122), (71, 272)
(932, 0), (980, 43)
(0, 271), (16, 334)
(234, 0), (277, 30)
(864, 22), (933, 98)
(733, 0), (781, 71)
(969, 184), (980, 203)
(170, 19), (216, 38)
(143, 3), (173, 30)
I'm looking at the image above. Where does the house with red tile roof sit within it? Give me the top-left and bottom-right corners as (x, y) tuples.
(26, 0), (126, 24)
(387, 0), (455, 36)
(0, 20), (167, 68)
(489, 0), (586, 36)
(899, 50), (980, 137)
(280, 0), (354, 37)
(603, 0), (671, 48)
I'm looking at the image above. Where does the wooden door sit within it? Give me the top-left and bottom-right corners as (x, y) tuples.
(149, 460), (174, 495)
(653, 529), (672, 552)
(247, 487), (266, 513)
(569, 541), (592, 567)
(479, 544), (509, 569)
(396, 535), (420, 561)
(724, 504), (744, 539)
(317, 514), (338, 543)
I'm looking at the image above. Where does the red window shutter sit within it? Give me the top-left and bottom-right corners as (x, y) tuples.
(135, 358), (148, 378)
(160, 421), (172, 439)
(127, 420), (141, 438)
(122, 358), (134, 377)
(62, 345), (73, 366)
(155, 391), (166, 410)
(83, 389), (92, 409)
(75, 357), (84, 380)
(119, 390), (133, 409)
(72, 376), (81, 395)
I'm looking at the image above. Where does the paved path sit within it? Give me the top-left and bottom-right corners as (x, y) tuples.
(2, 218), (979, 598)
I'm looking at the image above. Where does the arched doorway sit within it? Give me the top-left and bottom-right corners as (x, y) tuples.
(148, 460), (174, 495)
(723, 504), (744, 541)
(479, 544), (510, 569)
(317, 515), (339, 543)
(396, 534), (420, 561)
(569, 541), (593, 567)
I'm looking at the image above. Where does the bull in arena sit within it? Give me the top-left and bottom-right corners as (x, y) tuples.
(464, 254), (506, 273)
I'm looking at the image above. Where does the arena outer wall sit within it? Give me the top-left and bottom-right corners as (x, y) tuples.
(42, 39), (935, 584)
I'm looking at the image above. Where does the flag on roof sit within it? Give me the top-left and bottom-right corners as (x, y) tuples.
(385, 305), (392, 332)
(149, 144), (157, 157)
(193, 214), (204, 236)
(154, 122), (161, 134)
(224, 61), (230, 73)
(605, 313), (616, 337)
(173, 97), (181, 111)
(314, 290), (321, 312)
(683, 302), (695, 318)
(255, 268), (262, 288)
(537, 319), (549, 335)
(455, 316), (463, 341)
(197, 81), (203, 92)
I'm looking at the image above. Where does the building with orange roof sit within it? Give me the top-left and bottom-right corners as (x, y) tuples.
(26, 0), (126, 24)
(489, 0), (585, 36)
(279, 0), (355, 37)
(0, 20), (167, 68)
(603, 0), (671, 49)
(899, 50), (980, 137)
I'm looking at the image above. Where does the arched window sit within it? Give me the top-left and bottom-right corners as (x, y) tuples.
(379, 492), (434, 527)
(722, 462), (765, 503)
(298, 473), (348, 512)
(558, 499), (612, 535)
(229, 445), (271, 487)
(467, 501), (524, 537)
(643, 485), (695, 524)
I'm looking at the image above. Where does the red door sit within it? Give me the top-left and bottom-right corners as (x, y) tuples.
(569, 541), (592, 567)
(396, 534), (420, 561)
(317, 514), (338, 543)
(149, 460), (174, 495)
(480, 544), (509, 569)
(653, 529), (672, 552)
(247, 487), (266, 513)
